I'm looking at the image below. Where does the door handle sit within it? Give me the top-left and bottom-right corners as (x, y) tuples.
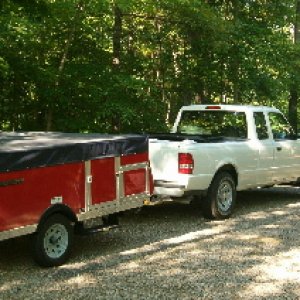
(276, 146), (282, 151)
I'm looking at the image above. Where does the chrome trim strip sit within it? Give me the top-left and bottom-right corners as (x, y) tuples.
(0, 224), (37, 242)
(145, 165), (150, 194)
(115, 157), (124, 200)
(119, 162), (149, 172)
(77, 193), (147, 222)
(0, 177), (24, 187)
(78, 157), (151, 222)
(85, 160), (92, 212)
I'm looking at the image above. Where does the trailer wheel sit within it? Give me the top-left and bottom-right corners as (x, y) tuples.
(202, 171), (236, 219)
(32, 214), (74, 267)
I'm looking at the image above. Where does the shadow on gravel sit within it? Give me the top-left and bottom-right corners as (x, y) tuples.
(1, 186), (300, 299)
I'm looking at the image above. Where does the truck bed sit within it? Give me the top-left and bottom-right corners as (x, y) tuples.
(150, 133), (247, 143)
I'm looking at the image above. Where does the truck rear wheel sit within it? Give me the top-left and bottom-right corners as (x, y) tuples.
(32, 214), (74, 267)
(202, 171), (236, 219)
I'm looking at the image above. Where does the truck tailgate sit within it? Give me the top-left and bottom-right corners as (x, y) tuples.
(149, 139), (181, 181)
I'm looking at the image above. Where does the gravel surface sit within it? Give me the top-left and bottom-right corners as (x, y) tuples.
(1, 186), (300, 299)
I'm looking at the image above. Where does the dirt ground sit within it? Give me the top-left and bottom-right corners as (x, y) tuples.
(1, 186), (300, 299)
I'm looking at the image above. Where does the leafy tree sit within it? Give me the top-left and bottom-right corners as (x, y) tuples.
(0, 0), (298, 132)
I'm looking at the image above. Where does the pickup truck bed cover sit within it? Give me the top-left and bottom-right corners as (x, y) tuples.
(0, 132), (148, 172)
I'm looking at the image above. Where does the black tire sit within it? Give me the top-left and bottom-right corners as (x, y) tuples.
(202, 171), (236, 219)
(32, 214), (74, 267)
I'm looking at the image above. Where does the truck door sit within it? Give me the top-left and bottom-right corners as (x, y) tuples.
(253, 112), (274, 186)
(268, 112), (298, 183)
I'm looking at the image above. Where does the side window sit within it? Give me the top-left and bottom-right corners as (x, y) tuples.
(268, 112), (294, 140)
(254, 112), (269, 140)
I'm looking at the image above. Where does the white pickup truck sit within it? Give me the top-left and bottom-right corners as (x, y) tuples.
(149, 104), (300, 219)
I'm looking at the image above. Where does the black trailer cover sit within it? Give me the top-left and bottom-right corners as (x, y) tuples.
(0, 132), (148, 172)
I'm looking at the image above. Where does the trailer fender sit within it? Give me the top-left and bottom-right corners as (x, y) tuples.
(36, 204), (77, 231)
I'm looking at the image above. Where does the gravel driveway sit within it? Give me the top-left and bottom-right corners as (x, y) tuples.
(1, 186), (300, 299)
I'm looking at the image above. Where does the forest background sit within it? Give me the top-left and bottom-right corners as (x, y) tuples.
(1, 0), (300, 134)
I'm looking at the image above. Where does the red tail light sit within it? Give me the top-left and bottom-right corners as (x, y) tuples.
(178, 153), (194, 174)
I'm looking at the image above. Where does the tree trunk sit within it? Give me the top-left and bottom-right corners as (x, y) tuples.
(111, 4), (123, 132)
(232, 0), (241, 104)
(45, 1), (84, 131)
(289, 0), (300, 133)
(289, 88), (298, 133)
(112, 4), (122, 69)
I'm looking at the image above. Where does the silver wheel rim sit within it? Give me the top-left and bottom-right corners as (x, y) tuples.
(44, 224), (69, 259)
(217, 180), (233, 212)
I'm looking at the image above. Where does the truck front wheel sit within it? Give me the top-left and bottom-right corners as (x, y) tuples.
(32, 214), (74, 267)
(202, 171), (236, 219)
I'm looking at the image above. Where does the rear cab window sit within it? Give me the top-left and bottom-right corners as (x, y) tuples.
(177, 110), (248, 139)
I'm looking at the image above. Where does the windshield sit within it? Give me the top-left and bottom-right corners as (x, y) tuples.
(177, 110), (248, 139)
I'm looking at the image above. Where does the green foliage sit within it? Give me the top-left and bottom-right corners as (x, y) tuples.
(0, 0), (298, 132)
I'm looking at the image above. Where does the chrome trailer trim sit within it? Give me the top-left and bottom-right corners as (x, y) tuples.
(80, 156), (151, 222)
(84, 160), (92, 212)
(77, 193), (148, 222)
(0, 224), (38, 242)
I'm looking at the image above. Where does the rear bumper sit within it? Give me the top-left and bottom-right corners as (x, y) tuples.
(154, 180), (207, 197)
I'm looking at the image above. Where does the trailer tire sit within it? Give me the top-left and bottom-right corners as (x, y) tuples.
(202, 171), (236, 220)
(32, 214), (74, 267)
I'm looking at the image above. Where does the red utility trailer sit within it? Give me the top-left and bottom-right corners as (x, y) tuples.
(0, 132), (151, 267)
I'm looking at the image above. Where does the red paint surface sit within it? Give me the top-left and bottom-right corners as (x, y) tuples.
(0, 163), (85, 231)
(121, 152), (149, 196)
(91, 157), (116, 204)
(124, 169), (146, 196)
(121, 152), (148, 165)
(0, 151), (153, 234)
